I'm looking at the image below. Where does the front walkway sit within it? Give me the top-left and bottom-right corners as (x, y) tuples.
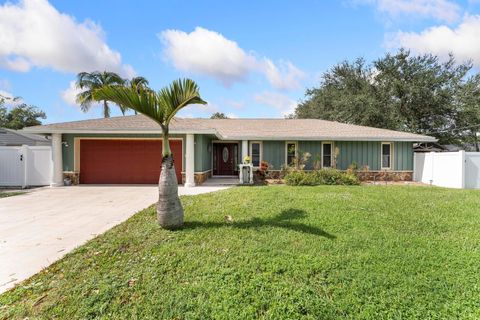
(0, 184), (230, 294)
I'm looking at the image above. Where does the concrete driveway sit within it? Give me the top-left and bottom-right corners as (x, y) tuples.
(0, 185), (229, 293)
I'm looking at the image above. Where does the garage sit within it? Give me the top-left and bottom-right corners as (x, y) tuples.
(79, 139), (183, 184)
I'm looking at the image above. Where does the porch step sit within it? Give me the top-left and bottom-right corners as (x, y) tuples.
(202, 177), (239, 186)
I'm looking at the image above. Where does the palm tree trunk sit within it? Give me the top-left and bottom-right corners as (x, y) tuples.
(103, 100), (110, 118)
(156, 128), (184, 229)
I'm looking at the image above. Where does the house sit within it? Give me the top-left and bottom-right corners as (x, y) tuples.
(0, 128), (51, 146)
(22, 115), (436, 186)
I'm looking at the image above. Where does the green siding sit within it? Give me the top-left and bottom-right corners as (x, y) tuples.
(394, 141), (413, 170)
(298, 141), (322, 170)
(262, 141), (285, 170)
(336, 141), (381, 170)
(194, 134), (214, 172)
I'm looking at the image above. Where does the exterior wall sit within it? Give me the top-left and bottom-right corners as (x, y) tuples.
(336, 141), (381, 170)
(194, 134), (214, 172)
(394, 141), (413, 171)
(257, 140), (414, 173)
(262, 141), (285, 170)
(61, 134), (415, 184)
(298, 141), (322, 170)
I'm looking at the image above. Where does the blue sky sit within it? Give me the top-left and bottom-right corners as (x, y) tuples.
(0, 0), (479, 123)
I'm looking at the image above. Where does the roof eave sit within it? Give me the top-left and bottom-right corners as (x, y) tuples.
(21, 128), (221, 137)
(221, 135), (438, 142)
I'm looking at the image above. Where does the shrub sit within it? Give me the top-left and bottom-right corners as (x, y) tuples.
(284, 168), (360, 186)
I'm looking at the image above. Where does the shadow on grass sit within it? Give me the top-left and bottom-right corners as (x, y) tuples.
(184, 208), (336, 239)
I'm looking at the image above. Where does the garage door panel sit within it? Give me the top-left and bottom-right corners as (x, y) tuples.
(79, 139), (182, 184)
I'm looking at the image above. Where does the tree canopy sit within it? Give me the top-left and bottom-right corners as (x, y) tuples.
(210, 112), (228, 119)
(294, 50), (479, 146)
(0, 95), (46, 129)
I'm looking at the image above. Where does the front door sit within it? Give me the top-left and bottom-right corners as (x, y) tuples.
(213, 143), (237, 175)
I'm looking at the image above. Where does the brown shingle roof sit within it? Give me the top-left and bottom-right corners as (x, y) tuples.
(23, 115), (437, 142)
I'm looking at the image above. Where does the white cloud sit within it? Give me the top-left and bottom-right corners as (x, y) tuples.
(0, 0), (134, 76)
(160, 27), (305, 90)
(0, 89), (23, 107)
(254, 91), (298, 117)
(61, 81), (81, 106)
(0, 79), (11, 92)
(355, 0), (461, 23)
(223, 99), (245, 110)
(177, 101), (219, 118)
(388, 15), (480, 66)
(226, 113), (238, 118)
(262, 59), (306, 91)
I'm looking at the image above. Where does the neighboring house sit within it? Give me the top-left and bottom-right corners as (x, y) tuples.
(23, 115), (436, 186)
(0, 128), (51, 146)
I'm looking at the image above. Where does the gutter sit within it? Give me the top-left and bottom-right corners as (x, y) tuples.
(21, 129), (436, 143)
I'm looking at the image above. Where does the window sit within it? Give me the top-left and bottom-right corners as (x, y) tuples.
(250, 142), (261, 167)
(381, 143), (392, 169)
(286, 142), (297, 166)
(322, 142), (332, 168)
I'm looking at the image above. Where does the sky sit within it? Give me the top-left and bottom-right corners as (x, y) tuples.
(0, 0), (480, 123)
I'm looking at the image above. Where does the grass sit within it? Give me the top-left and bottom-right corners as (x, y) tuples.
(1, 185), (480, 319)
(0, 190), (23, 198)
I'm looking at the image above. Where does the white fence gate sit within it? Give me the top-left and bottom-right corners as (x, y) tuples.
(0, 145), (52, 187)
(413, 151), (480, 189)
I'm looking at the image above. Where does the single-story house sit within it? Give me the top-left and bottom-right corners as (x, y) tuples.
(23, 115), (436, 186)
(0, 127), (51, 146)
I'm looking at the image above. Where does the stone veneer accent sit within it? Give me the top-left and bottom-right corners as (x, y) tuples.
(182, 171), (212, 185)
(355, 171), (413, 181)
(63, 171), (80, 185)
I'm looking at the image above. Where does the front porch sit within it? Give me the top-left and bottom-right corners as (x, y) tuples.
(182, 136), (249, 187)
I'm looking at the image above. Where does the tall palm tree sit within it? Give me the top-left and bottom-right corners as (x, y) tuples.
(125, 77), (150, 115)
(128, 76), (149, 91)
(93, 78), (206, 229)
(75, 71), (125, 118)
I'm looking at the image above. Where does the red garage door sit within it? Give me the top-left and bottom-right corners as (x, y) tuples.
(79, 139), (183, 184)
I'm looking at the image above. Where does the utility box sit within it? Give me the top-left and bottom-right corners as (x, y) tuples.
(238, 163), (253, 184)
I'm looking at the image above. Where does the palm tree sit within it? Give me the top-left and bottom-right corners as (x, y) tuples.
(125, 77), (150, 115)
(93, 78), (206, 229)
(128, 76), (149, 91)
(75, 71), (125, 118)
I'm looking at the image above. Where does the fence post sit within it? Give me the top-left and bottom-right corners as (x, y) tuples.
(460, 150), (466, 189)
(21, 145), (28, 189)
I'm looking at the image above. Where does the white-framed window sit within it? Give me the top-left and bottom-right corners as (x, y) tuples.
(285, 141), (297, 166)
(249, 141), (262, 167)
(322, 142), (333, 168)
(381, 142), (392, 169)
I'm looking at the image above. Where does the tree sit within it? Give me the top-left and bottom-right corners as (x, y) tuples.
(210, 112), (228, 119)
(455, 74), (480, 151)
(125, 77), (150, 115)
(93, 78), (206, 229)
(127, 76), (149, 91)
(0, 95), (46, 129)
(295, 50), (472, 144)
(75, 71), (125, 118)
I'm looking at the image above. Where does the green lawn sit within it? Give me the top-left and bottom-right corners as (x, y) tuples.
(0, 191), (23, 199)
(1, 185), (480, 319)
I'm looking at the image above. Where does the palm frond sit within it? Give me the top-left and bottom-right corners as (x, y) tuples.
(93, 85), (164, 123)
(157, 78), (207, 125)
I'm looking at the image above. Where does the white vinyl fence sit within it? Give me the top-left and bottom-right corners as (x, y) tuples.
(0, 145), (52, 187)
(413, 151), (480, 189)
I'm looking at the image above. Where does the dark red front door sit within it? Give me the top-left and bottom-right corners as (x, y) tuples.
(213, 143), (237, 175)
